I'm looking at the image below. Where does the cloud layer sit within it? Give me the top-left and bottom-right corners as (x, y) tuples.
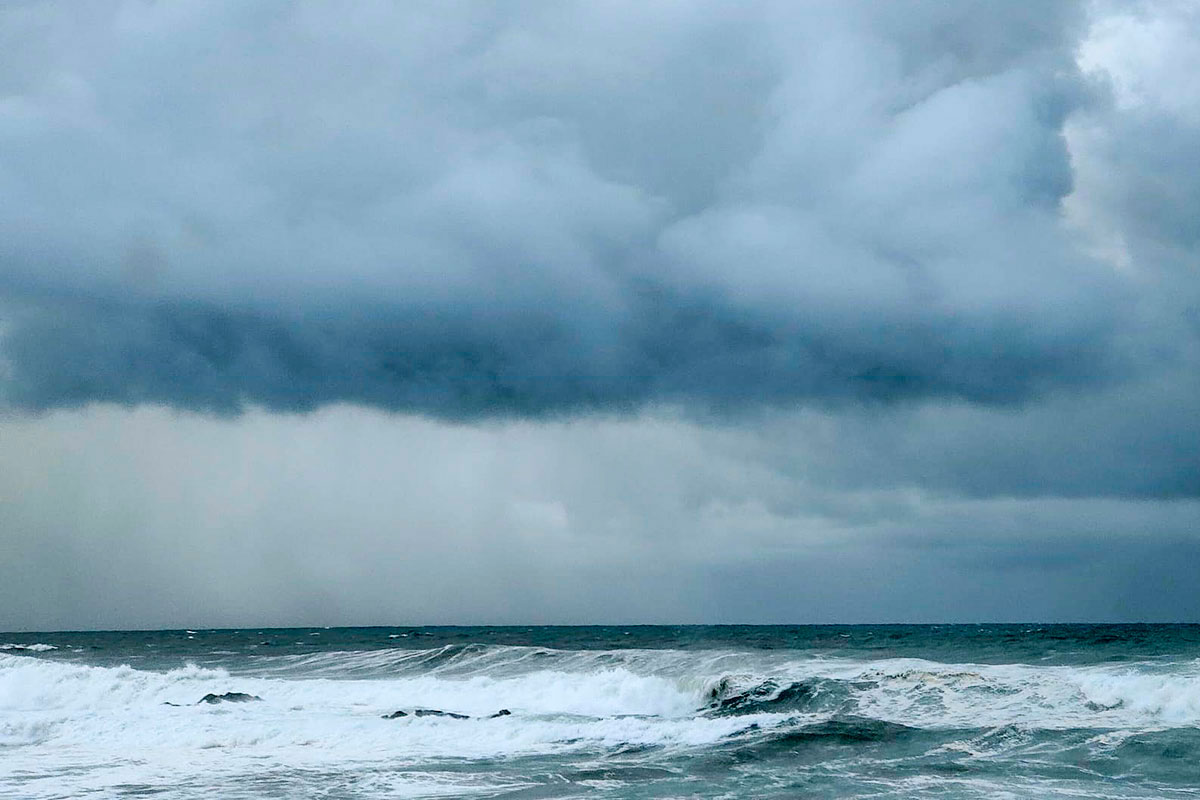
(4, 0), (1188, 419)
(1, 1), (1198, 628)
(3, 405), (1197, 630)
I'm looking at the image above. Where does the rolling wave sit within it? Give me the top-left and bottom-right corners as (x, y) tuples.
(4, 645), (1199, 728)
(4, 643), (1200, 799)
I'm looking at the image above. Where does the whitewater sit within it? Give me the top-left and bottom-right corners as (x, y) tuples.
(1, 625), (1198, 798)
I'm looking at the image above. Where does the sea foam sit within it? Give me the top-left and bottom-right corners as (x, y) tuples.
(4, 640), (1200, 800)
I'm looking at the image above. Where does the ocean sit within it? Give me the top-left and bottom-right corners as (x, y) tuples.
(1, 625), (1198, 798)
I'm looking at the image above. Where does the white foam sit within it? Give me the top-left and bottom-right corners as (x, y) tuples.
(0, 643), (57, 652)
(222, 645), (1200, 730)
(3, 648), (1199, 799)
(801, 656), (1200, 730)
(0, 652), (774, 798)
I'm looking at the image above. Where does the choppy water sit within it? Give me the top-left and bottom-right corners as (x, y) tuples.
(2, 625), (1198, 798)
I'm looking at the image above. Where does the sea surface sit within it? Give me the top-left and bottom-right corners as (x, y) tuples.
(1, 625), (1198, 798)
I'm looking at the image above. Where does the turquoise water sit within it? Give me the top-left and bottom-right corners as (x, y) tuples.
(2, 625), (1198, 798)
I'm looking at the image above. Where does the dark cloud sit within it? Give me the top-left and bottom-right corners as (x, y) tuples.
(720, 360), (1200, 502)
(1, 1), (1198, 630)
(0, 0), (1169, 419)
(1, 405), (1196, 629)
(0, 275), (1125, 418)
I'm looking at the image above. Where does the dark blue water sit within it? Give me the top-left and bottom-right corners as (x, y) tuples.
(3, 625), (1198, 798)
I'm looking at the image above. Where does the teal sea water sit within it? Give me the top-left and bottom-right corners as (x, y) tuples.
(2, 625), (1198, 798)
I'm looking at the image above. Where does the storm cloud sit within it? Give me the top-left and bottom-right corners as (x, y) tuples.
(0, 0), (1174, 418)
(2, 404), (1197, 630)
(1, 1), (1198, 629)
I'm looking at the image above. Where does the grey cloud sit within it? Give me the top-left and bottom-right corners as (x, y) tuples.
(3, 1), (1199, 632)
(1072, 1), (1200, 257)
(1, 406), (1196, 629)
(0, 274), (1124, 418)
(2, 0), (1170, 419)
(718, 360), (1200, 502)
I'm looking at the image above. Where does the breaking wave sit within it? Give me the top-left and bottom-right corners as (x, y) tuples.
(0, 643), (57, 652)
(4, 645), (1199, 731)
(3, 642), (1199, 799)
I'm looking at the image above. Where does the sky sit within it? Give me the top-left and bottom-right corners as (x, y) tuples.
(0, 0), (1197, 630)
